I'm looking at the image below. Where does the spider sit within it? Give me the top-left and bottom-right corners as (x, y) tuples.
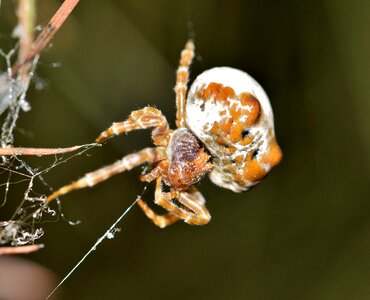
(47, 40), (282, 228)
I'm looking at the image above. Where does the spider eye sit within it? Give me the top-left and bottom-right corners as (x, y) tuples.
(252, 148), (259, 159)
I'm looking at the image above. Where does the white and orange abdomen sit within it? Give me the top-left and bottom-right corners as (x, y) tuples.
(186, 67), (282, 192)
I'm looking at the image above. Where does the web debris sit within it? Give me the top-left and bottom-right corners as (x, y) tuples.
(0, 47), (38, 148)
(0, 26), (101, 250)
(0, 143), (98, 247)
(45, 197), (139, 299)
(0, 0), (89, 255)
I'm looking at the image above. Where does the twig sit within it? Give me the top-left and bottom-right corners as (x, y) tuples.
(16, 0), (36, 81)
(0, 144), (95, 156)
(12, 0), (80, 76)
(0, 243), (44, 255)
(1, 0), (80, 148)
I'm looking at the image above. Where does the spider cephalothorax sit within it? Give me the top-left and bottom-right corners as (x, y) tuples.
(47, 40), (282, 228)
(166, 128), (213, 190)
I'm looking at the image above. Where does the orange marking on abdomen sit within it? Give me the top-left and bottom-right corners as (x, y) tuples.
(229, 121), (245, 142)
(239, 93), (261, 126)
(202, 82), (236, 101)
(261, 138), (283, 168)
(241, 158), (267, 183)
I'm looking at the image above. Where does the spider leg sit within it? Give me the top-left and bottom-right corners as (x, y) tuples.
(177, 188), (211, 225)
(137, 177), (184, 228)
(184, 186), (206, 205)
(151, 177), (211, 227)
(96, 107), (171, 147)
(175, 40), (194, 128)
(137, 197), (179, 228)
(140, 160), (168, 183)
(47, 147), (165, 203)
(137, 161), (180, 227)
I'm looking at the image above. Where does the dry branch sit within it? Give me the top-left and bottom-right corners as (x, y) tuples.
(12, 0), (80, 76)
(0, 145), (91, 156)
(0, 244), (44, 255)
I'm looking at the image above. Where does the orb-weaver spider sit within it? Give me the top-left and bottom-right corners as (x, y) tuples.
(47, 40), (282, 228)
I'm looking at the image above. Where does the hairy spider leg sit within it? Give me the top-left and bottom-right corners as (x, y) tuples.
(136, 160), (180, 227)
(47, 147), (166, 203)
(139, 160), (168, 183)
(177, 189), (211, 225)
(137, 198), (179, 228)
(148, 177), (211, 227)
(175, 40), (194, 128)
(96, 107), (171, 147)
(138, 161), (210, 227)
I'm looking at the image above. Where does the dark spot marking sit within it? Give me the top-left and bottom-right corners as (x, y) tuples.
(200, 101), (205, 111)
(252, 148), (259, 159)
(242, 129), (250, 138)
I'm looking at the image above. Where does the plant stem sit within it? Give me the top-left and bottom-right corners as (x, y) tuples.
(0, 244), (44, 255)
(12, 0), (80, 76)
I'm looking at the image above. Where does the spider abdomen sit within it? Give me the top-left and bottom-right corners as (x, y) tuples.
(186, 67), (282, 192)
(167, 128), (212, 190)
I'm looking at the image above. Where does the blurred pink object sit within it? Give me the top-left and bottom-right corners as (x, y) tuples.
(0, 256), (58, 300)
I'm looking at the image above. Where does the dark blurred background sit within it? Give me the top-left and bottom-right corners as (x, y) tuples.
(0, 0), (369, 299)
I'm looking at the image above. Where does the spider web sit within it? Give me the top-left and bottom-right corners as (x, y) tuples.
(0, 5), (152, 295)
(0, 43), (99, 247)
(45, 196), (139, 300)
(0, 40), (140, 296)
(0, 143), (97, 247)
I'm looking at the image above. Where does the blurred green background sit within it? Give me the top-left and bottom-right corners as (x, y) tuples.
(1, 0), (369, 299)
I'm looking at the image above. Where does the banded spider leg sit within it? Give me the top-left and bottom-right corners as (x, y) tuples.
(47, 107), (170, 203)
(138, 166), (210, 228)
(46, 40), (214, 228)
(47, 147), (166, 203)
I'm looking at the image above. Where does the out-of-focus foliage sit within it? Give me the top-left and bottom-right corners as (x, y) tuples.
(0, 0), (369, 299)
